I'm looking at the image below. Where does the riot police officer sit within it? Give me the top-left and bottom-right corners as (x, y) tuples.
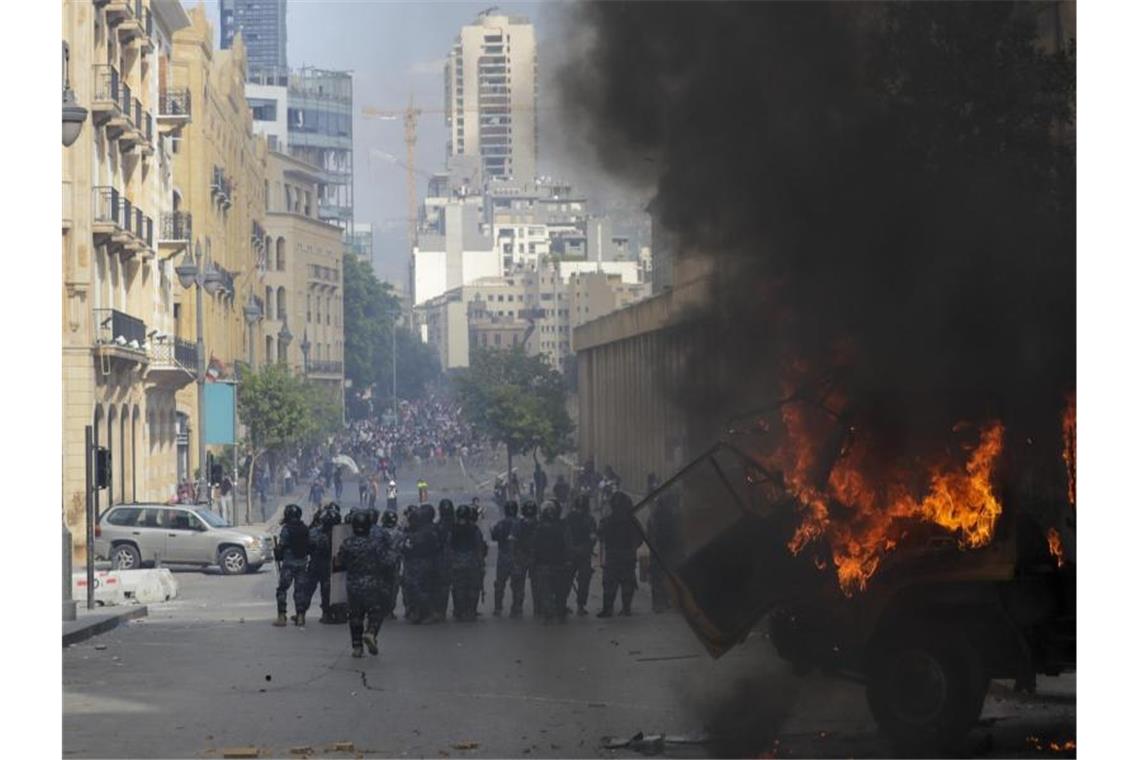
(273, 503), (311, 627)
(490, 500), (519, 615)
(435, 500), (456, 619)
(334, 510), (398, 657)
(597, 491), (643, 617)
(449, 504), (488, 621)
(533, 501), (569, 623)
(509, 500), (539, 618)
(565, 494), (598, 615)
(378, 509), (404, 619)
(403, 503), (441, 624)
(305, 504), (340, 623)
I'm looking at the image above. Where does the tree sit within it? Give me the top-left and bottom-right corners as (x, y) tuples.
(342, 255), (440, 418)
(454, 347), (574, 483)
(237, 364), (338, 521)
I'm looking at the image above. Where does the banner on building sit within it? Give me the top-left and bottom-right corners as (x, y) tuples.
(204, 382), (236, 445)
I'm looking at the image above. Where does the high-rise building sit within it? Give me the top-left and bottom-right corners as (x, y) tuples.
(285, 67), (354, 242)
(219, 0), (288, 84)
(444, 10), (537, 183)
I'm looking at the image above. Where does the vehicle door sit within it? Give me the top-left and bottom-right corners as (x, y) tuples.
(632, 441), (827, 658)
(130, 507), (170, 564)
(100, 507), (142, 553)
(163, 508), (213, 563)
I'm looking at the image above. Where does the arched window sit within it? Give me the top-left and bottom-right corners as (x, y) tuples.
(277, 287), (287, 321)
(265, 335), (274, 365)
(265, 286), (274, 320)
(276, 237), (286, 270)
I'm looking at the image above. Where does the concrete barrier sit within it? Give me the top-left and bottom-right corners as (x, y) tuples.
(71, 569), (178, 606)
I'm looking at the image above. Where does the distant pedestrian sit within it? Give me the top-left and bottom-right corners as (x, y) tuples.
(333, 467), (344, 500)
(386, 479), (399, 511)
(534, 463), (548, 502)
(553, 474), (570, 506)
(417, 477), (429, 504)
(309, 479), (325, 508)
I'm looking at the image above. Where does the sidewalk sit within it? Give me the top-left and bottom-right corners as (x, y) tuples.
(63, 605), (147, 647)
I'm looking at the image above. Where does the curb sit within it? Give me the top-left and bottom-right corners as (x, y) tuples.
(63, 605), (148, 647)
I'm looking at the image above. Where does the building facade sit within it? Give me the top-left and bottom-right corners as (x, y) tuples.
(219, 0), (288, 84)
(170, 6), (268, 484)
(264, 151), (346, 404)
(444, 11), (537, 182)
(246, 81), (288, 152)
(63, 0), (193, 558)
(285, 67), (354, 239)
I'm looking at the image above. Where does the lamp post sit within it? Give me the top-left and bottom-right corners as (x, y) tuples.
(176, 242), (223, 505)
(390, 309), (401, 423)
(300, 331), (311, 377)
(243, 292), (262, 370)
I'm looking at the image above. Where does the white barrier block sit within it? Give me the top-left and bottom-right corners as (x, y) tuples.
(116, 569), (179, 604)
(72, 570), (127, 606)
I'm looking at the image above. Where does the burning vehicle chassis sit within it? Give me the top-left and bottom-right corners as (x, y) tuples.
(633, 398), (1075, 755)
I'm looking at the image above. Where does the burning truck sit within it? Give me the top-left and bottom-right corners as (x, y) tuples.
(633, 384), (1076, 754)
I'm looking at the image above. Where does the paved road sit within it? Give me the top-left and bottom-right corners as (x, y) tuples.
(63, 550), (1075, 759)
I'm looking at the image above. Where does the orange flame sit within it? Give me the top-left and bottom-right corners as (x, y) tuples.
(771, 399), (1005, 595)
(1062, 393), (1076, 507)
(1047, 527), (1064, 568)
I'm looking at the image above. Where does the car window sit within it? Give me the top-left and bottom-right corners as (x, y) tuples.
(195, 509), (229, 528)
(185, 513), (206, 531)
(167, 510), (193, 531)
(106, 508), (141, 526)
(138, 508), (164, 528)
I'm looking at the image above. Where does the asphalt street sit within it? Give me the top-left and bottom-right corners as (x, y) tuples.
(63, 546), (1076, 759)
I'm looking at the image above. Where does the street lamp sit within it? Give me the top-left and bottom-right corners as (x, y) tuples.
(175, 242), (217, 506)
(300, 331), (311, 376)
(62, 42), (87, 148)
(243, 291), (262, 370)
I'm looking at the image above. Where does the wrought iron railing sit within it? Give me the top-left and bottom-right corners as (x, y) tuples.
(175, 338), (198, 367)
(133, 97), (143, 134)
(94, 309), (147, 349)
(160, 211), (192, 241)
(308, 265), (339, 283)
(159, 87), (191, 117)
(120, 80), (133, 127)
(93, 186), (121, 227)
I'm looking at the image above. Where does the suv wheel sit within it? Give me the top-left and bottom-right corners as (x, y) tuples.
(219, 546), (248, 575)
(111, 543), (141, 570)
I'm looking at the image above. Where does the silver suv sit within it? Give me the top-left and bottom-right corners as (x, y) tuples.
(95, 504), (273, 575)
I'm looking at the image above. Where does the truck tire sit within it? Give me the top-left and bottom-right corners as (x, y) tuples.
(866, 624), (988, 755)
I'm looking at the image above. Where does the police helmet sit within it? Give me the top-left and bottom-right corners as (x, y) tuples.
(540, 503), (558, 522)
(319, 509), (339, 528)
(350, 509), (372, 536)
(325, 502), (343, 522)
(381, 510), (398, 528)
(504, 500), (519, 517)
(283, 503), (303, 522)
(521, 500), (538, 518)
(456, 504), (474, 522)
(419, 503), (436, 524)
(438, 499), (455, 520)
(367, 506), (380, 526)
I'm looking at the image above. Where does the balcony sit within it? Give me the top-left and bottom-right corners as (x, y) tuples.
(91, 187), (134, 251)
(94, 308), (148, 364)
(120, 96), (147, 151)
(307, 360), (343, 377)
(158, 211), (192, 251)
(103, 0), (133, 27)
(115, 0), (145, 41)
(91, 65), (127, 131)
(146, 337), (197, 388)
(211, 166), (233, 208)
(308, 264), (340, 288)
(157, 88), (191, 133)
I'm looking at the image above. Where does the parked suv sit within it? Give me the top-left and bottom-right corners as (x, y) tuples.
(95, 504), (273, 575)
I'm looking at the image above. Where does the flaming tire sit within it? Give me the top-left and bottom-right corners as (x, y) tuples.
(865, 624), (988, 754)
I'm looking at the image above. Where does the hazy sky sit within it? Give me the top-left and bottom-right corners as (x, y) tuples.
(189, 0), (587, 283)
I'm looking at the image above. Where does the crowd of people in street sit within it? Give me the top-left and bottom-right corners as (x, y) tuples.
(270, 486), (653, 657)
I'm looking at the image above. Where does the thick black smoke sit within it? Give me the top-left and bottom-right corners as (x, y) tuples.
(559, 2), (1075, 478)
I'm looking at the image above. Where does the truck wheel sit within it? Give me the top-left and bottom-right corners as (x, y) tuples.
(218, 547), (248, 575)
(866, 625), (988, 755)
(111, 543), (141, 570)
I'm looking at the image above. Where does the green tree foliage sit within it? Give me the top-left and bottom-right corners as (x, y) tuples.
(454, 347), (574, 477)
(342, 255), (440, 418)
(237, 363), (339, 518)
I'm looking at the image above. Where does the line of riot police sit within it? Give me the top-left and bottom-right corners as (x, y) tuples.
(272, 489), (646, 651)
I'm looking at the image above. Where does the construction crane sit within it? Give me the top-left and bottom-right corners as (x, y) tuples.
(361, 97), (440, 249)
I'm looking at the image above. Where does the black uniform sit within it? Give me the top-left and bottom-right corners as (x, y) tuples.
(449, 518), (487, 620)
(403, 520), (440, 623)
(275, 518), (311, 617)
(304, 524), (333, 618)
(434, 513), (455, 618)
(335, 531), (397, 651)
(509, 514), (539, 616)
(490, 514), (518, 613)
(598, 493), (643, 616)
(533, 512), (569, 622)
(565, 507), (598, 612)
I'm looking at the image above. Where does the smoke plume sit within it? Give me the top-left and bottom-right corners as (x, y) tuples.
(558, 1), (1075, 484)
